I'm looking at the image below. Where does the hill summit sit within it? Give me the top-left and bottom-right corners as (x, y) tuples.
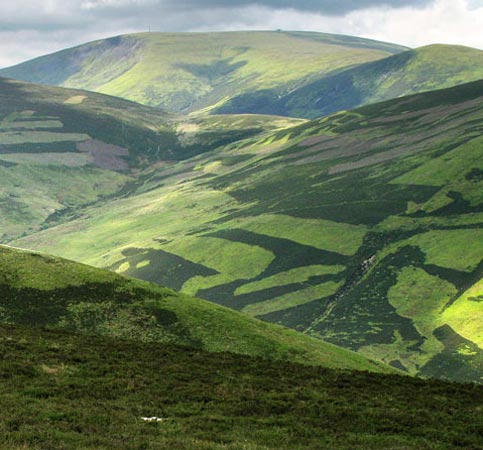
(0, 31), (406, 114)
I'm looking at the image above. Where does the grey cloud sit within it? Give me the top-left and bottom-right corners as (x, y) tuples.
(0, 0), (436, 33)
(2, 0), (467, 69)
(165, 0), (434, 15)
(0, 2), (92, 32)
(70, 0), (437, 33)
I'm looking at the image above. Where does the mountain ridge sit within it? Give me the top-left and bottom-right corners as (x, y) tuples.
(0, 31), (406, 114)
(216, 43), (483, 117)
(2, 32), (482, 120)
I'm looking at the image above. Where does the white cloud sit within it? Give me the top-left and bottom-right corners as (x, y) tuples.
(348, 0), (483, 49)
(192, 0), (483, 49)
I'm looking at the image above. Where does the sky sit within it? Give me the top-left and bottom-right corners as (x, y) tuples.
(0, 0), (482, 68)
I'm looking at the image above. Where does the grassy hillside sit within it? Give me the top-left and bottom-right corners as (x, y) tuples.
(2, 324), (483, 449)
(218, 44), (483, 118)
(3, 34), (482, 121)
(17, 81), (483, 382)
(0, 31), (406, 114)
(0, 244), (391, 373)
(0, 77), (301, 241)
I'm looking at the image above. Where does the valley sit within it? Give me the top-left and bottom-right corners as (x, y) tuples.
(1, 23), (483, 449)
(11, 79), (483, 382)
(0, 77), (300, 241)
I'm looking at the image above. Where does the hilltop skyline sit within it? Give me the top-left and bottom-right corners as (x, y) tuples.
(0, 0), (482, 68)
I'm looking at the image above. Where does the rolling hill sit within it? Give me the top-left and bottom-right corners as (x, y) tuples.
(0, 77), (301, 241)
(2, 33), (483, 121)
(0, 244), (391, 372)
(217, 44), (483, 118)
(2, 23), (482, 450)
(16, 80), (483, 382)
(0, 31), (406, 114)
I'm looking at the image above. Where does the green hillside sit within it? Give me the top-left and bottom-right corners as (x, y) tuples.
(0, 77), (301, 241)
(3, 34), (482, 121)
(2, 324), (483, 449)
(16, 81), (483, 382)
(218, 44), (483, 118)
(0, 244), (391, 373)
(0, 31), (406, 114)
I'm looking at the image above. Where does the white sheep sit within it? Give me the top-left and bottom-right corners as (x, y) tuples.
(141, 416), (165, 422)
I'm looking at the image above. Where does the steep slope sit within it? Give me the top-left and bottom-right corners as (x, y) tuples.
(0, 244), (391, 372)
(17, 81), (483, 382)
(218, 44), (483, 118)
(0, 31), (406, 113)
(2, 324), (483, 449)
(0, 77), (301, 241)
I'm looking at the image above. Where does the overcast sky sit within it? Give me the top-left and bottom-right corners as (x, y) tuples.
(0, 0), (482, 68)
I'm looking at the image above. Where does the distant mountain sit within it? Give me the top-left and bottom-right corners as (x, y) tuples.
(217, 44), (483, 118)
(0, 244), (391, 372)
(17, 81), (483, 382)
(3, 33), (483, 121)
(0, 31), (406, 114)
(0, 77), (301, 241)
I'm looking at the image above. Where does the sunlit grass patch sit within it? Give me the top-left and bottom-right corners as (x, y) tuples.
(227, 214), (367, 256)
(393, 136), (483, 211)
(0, 246), (118, 290)
(159, 236), (274, 295)
(396, 229), (483, 272)
(387, 267), (457, 368)
(442, 278), (483, 349)
(375, 212), (483, 233)
(242, 281), (343, 316)
(235, 265), (345, 296)
(388, 267), (457, 336)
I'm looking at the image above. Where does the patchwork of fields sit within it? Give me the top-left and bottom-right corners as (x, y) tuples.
(16, 81), (483, 382)
(0, 77), (300, 241)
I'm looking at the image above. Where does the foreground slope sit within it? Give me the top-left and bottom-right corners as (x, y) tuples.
(218, 44), (483, 118)
(1, 324), (483, 449)
(0, 245), (390, 372)
(0, 77), (301, 241)
(0, 31), (405, 113)
(17, 81), (483, 382)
